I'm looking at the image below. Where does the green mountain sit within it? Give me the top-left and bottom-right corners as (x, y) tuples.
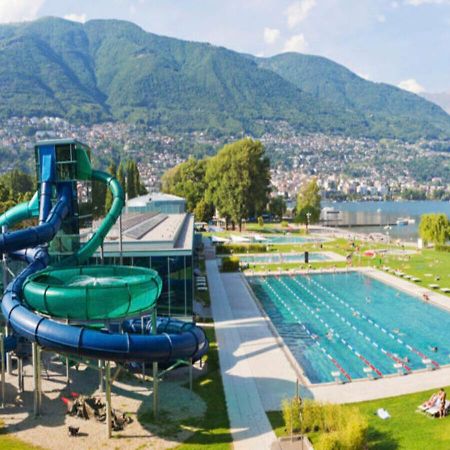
(0, 17), (449, 140)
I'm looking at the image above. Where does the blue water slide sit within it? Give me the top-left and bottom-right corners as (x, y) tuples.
(1, 151), (208, 363)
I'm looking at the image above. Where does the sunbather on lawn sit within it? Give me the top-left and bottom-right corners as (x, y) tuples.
(422, 392), (440, 410)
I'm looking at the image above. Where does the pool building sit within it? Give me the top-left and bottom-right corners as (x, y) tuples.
(91, 210), (195, 319)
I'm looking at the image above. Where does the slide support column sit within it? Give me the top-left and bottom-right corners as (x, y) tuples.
(105, 361), (112, 438)
(0, 333), (5, 407)
(152, 308), (158, 418)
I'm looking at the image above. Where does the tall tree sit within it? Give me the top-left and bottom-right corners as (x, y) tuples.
(269, 196), (287, 221)
(295, 178), (321, 229)
(205, 138), (270, 231)
(126, 160), (138, 200)
(419, 213), (450, 245)
(116, 162), (126, 199)
(104, 160), (117, 212)
(162, 157), (212, 213)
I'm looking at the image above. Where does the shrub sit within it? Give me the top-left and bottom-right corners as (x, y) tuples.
(221, 257), (240, 272)
(283, 400), (368, 450)
(281, 220), (289, 228)
(216, 243), (268, 254)
(435, 244), (450, 252)
(257, 216), (264, 227)
(316, 431), (341, 450)
(282, 397), (302, 436)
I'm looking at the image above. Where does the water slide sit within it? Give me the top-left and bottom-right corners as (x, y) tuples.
(0, 141), (208, 363)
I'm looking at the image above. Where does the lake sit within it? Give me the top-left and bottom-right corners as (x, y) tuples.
(321, 200), (450, 241)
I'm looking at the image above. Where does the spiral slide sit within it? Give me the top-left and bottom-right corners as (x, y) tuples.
(1, 140), (208, 363)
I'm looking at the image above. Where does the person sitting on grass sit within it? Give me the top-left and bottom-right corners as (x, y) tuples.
(439, 388), (447, 418)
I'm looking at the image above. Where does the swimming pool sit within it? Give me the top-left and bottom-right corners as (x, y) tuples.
(238, 253), (330, 264)
(264, 235), (326, 244)
(248, 271), (450, 384)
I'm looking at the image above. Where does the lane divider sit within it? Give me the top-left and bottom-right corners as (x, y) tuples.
(305, 275), (440, 369)
(287, 276), (409, 374)
(261, 276), (352, 382)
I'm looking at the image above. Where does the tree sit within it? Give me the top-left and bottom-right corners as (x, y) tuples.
(126, 160), (138, 200)
(419, 213), (450, 245)
(104, 160), (117, 212)
(0, 168), (34, 201)
(205, 138), (270, 231)
(162, 157), (209, 213)
(295, 178), (321, 228)
(116, 162), (126, 198)
(269, 196), (286, 221)
(193, 198), (215, 222)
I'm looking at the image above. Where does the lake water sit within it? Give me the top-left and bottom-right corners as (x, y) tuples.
(321, 200), (450, 242)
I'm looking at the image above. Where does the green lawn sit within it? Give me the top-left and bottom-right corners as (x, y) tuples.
(267, 386), (450, 449)
(0, 422), (43, 450)
(174, 326), (232, 449)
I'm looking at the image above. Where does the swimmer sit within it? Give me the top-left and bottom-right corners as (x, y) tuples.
(326, 330), (334, 341)
(365, 297), (371, 303)
(403, 356), (409, 363)
(430, 346), (438, 353)
(352, 311), (360, 318)
(392, 328), (400, 334)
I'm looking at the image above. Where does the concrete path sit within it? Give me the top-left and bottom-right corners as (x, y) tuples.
(207, 259), (279, 450)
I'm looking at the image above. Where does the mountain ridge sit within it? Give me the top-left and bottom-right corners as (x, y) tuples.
(0, 16), (448, 141)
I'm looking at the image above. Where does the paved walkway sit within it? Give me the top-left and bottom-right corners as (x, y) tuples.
(206, 259), (279, 450)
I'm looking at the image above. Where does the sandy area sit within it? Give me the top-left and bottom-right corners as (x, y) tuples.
(0, 353), (207, 450)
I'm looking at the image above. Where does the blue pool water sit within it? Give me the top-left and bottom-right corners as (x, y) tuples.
(248, 272), (450, 384)
(239, 253), (329, 264)
(264, 235), (326, 244)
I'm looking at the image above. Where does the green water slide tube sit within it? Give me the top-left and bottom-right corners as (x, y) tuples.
(0, 193), (39, 228)
(22, 265), (162, 321)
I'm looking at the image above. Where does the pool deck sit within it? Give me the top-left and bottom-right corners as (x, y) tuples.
(206, 259), (280, 450)
(208, 261), (450, 420)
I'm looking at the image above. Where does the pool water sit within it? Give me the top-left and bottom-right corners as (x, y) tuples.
(238, 253), (329, 264)
(248, 272), (450, 384)
(264, 235), (326, 244)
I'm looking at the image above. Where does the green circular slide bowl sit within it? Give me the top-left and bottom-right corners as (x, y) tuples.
(22, 265), (162, 321)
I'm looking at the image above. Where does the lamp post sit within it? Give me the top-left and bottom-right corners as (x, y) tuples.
(306, 212), (311, 234)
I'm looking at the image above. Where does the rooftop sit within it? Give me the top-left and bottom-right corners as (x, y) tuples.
(94, 212), (194, 255)
(126, 192), (186, 208)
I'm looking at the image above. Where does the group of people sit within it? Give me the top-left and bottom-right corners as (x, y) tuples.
(421, 388), (447, 418)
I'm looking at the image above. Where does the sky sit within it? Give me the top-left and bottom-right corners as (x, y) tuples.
(0, 0), (449, 93)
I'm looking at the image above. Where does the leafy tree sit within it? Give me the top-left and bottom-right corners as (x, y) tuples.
(269, 196), (286, 221)
(0, 169), (34, 201)
(116, 162), (126, 197)
(295, 178), (321, 228)
(205, 138), (270, 231)
(193, 198), (215, 222)
(419, 213), (450, 245)
(162, 157), (209, 212)
(104, 160), (117, 212)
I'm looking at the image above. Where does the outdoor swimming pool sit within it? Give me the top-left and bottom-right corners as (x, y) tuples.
(248, 271), (450, 384)
(264, 235), (326, 244)
(238, 253), (330, 264)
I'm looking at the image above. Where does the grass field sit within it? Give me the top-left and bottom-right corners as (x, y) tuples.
(267, 386), (450, 449)
(174, 326), (232, 450)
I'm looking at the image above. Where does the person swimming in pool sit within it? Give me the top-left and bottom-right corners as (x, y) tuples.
(430, 346), (438, 352)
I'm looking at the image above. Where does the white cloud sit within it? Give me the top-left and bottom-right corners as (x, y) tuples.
(0, 0), (44, 23)
(398, 78), (425, 93)
(64, 13), (87, 23)
(263, 27), (280, 45)
(285, 0), (316, 28)
(404, 0), (450, 5)
(283, 34), (308, 53)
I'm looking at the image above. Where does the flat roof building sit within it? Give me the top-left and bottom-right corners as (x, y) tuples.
(126, 192), (186, 214)
(91, 211), (194, 319)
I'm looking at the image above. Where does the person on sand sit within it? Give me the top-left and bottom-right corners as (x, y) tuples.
(439, 389), (447, 418)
